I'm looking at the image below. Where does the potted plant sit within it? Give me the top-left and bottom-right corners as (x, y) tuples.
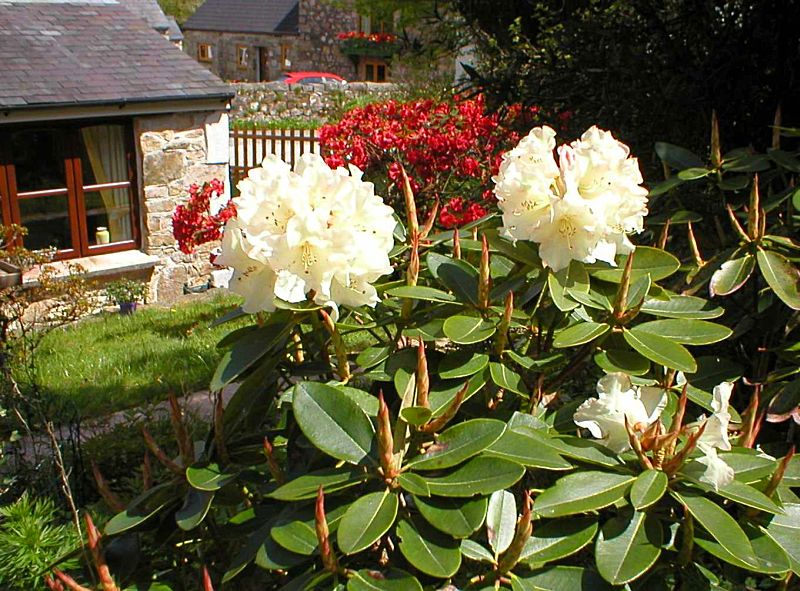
(105, 278), (147, 315)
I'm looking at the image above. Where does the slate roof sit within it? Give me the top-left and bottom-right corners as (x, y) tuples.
(0, 0), (232, 112)
(183, 0), (299, 35)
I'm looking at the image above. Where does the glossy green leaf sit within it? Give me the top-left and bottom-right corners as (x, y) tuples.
(685, 356), (744, 391)
(768, 148), (800, 172)
(544, 434), (622, 468)
(212, 322), (290, 390)
(186, 464), (236, 491)
(347, 569), (422, 591)
(634, 319), (732, 346)
(427, 252), (479, 305)
(415, 495), (487, 538)
(489, 362), (530, 396)
(647, 176), (685, 197)
(292, 381), (375, 464)
(271, 518), (318, 556)
(338, 491), (398, 555)
(400, 406), (432, 426)
(484, 429), (572, 470)
(723, 154), (771, 172)
(438, 351), (489, 379)
(710, 255), (755, 296)
(253, 532), (305, 571)
(356, 346), (391, 370)
(595, 510), (662, 585)
(397, 473), (430, 497)
(487, 490), (516, 555)
(396, 518), (461, 578)
(594, 349), (650, 376)
(270, 468), (367, 501)
(757, 249), (800, 310)
(630, 470), (668, 510)
(672, 491), (758, 569)
(104, 484), (173, 536)
(763, 503), (800, 573)
(409, 419), (506, 470)
(386, 285), (457, 303)
(460, 539), (495, 563)
(534, 471), (636, 518)
(424, 457), (525, 497)
(553, 322), (609, 348)
(640, 295), (724, 319)
(511, 566), (612, 591)
(677, 167), (711, 180)
(443, 315), (497, 345)
(694, 524), (789, 575)
(428, 373), (486, 416)
(520, 517), (598, 565)
(623, 327), (696, 372)
(338, 386), (380, 416)
(655, 142), (704, 169)
(720, 450), (778, 483)
(175, 488), (214, 531)
(684, 477), (784, 514)
(589, 247), (680, 283)
(485, 228), (541, 266)
(548, 262), (589, 311)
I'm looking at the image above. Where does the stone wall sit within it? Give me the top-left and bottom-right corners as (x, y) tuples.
(297, 0), (359, 78)
(231, 81), (399, 124)
(134, 110), (230, 303)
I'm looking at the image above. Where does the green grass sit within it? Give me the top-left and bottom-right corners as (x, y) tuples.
(22, 293), (249, 418)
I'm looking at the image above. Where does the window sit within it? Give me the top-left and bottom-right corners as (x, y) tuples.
(236, 45), (249, 69)
(280, 43), (291, 71)
(197, 43), (213, 62)
(0, 123), (138, 260)
(361, 58), (389, 82)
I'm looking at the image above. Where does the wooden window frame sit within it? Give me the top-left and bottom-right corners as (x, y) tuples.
(0, 121), (140, 261)
(280, 43), (291, 71)
(236, 45), (249, 69)
(360, 57), (389, 82)
(197, 43), (213, 62)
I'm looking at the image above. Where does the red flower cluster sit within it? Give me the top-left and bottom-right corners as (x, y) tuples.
(172, 179), (236, 255)
(336, 31), (398, 43)
(319, 95), (532, 227)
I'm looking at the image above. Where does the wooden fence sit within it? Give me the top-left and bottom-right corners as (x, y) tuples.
(230, 128), (322, 188)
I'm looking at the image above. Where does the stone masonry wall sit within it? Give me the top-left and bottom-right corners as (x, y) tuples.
(297, 0), (359, 78)
(134, 110), (230, 303)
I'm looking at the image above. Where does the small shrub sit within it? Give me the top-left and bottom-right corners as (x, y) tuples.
(104, 278), (148, 305)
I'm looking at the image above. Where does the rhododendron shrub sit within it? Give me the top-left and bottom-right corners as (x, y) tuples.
(319, 95), (537, 228)
(171, 179), (236, 254)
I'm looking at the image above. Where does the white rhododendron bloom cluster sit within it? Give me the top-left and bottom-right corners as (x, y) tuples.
(216, 154), (396, 317)
(573, 373), (668, 454)
(493, 125), (649, 271)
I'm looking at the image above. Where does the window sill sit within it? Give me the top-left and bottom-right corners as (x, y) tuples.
(22, 250), (160, 287)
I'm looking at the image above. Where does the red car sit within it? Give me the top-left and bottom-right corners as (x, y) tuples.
(279, 71), (347, 85)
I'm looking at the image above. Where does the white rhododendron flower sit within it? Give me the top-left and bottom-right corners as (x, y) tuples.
(574, 373), (668, 454)
(219, 154), (396, 316)
(493, 125), (648, 271)
(690, 382), (735, 490)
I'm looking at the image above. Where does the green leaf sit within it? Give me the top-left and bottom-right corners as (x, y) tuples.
(338, 491), (399, 554)
(487, 490), (516, 555)
(594, 349), (650, 376)
(386, 285), (457, 303)
(409, 419), (506, 471)
(347, 569), (423, 591)
(630, 470), (668, 510)
(763, 503), (800, 573)
(338, 386), (380, 416)
(186, 464), (236, 491)
(548, 262), (590, 311)
(356, 346), (392, 370)
(424, 457), (525, 497)
(415, 495), (487, 539)
(589, 247), (680, 283)
(534, 471), (636, 518)
(683, 476), (784, 514)
(443, 315), (497, 345)
(757, 249), (800, 310)
(720, 450), (778, 483)
(253, 531), (305, 571)
(623, 327), (697, 372)
(655, 142), (704, 169)
(212, 322), (290, 390)
(460, 539), (495, 563)
(672, 491), (758, 569)
(438, 351), (489, 379)
(553, 322), (609, 348)
(685, 356), (744, 391)
(397, 473), (430, 497)
(640, 295), (724, 319)
(271, 517), (318, 556)
(396, 518), (461, 578)
(489, 362), (530, 396)
(400, 406), (432, 426)
(511, 566), (612, 591)
(484, 429), (572, 470)
(270, 468), (367, 501)
(485, 228), (541, 266)
(595, 510), (662, 585)
(175, 488), (214, 531)
(648, 176), (685, 197)
(292, 382), (375, 464)
(520, 518), (598, 565)
(104, 484), (173, 535)
(634, 320), (731, 346)
(723, 154), (771, 172)
(710, 255), (755, 296)
(694, 524), (790, 575)
(677, 167), (711, 180)
(429, 373), (486, 416)
(546, 434), (623, 468)
(768, 148), (800, 173)
(427, 252), (479, 305)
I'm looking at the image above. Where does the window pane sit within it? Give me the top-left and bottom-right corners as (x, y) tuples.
(9, 129), (67, 192)
(377, 65), (387, 82)
(19, 196), (72, 251)
(84, 188), (133, 245)
(79, 125), (128, 186)
(365, 64), (375, 81)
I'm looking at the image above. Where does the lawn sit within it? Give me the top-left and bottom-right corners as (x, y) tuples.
(21, 291), (248, 418)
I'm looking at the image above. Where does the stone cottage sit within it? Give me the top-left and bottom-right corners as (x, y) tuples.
(0, 0), (234, 303)
(182, 0), (394, 83)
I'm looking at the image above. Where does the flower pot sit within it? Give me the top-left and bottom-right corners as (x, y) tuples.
(119, 302), (138, 315)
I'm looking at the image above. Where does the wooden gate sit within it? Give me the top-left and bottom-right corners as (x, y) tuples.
(230, 128), (322, 189)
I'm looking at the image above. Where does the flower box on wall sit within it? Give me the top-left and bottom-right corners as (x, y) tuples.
(338, 32), (402, 59)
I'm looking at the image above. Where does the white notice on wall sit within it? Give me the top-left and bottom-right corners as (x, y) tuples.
(205, 112), (230, 164)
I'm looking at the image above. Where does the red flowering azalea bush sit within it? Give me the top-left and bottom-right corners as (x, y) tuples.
(319, 95), (543, 228)
(336, 31), (398, 43)
(171, 179), (236, 254)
